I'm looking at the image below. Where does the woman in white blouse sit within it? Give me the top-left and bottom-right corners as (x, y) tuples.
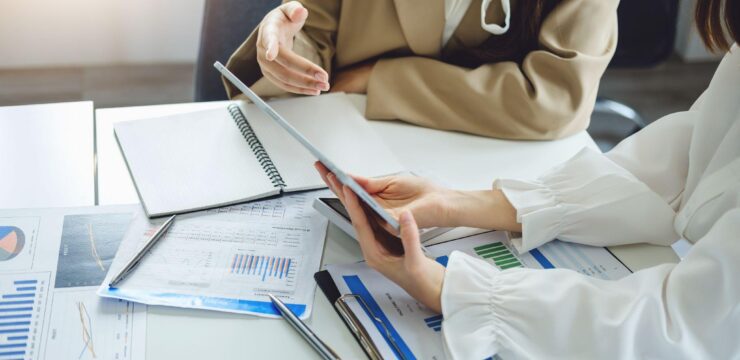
(316, 0), (739, 357)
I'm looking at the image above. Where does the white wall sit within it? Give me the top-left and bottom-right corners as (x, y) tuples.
(0, 0), (205, 68)
(674, 0), (723, 62)
(0, 0), (721, 68)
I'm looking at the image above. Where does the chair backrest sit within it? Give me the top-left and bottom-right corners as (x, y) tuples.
(194, 0), (280, 102)
(610, 0), (679, 68)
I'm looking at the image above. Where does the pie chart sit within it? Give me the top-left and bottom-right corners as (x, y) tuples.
(0, 226), (25, 261)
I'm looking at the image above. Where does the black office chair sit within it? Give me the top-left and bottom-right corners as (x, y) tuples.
(194, 0), (279, 102)
(594, 0), (679, 135)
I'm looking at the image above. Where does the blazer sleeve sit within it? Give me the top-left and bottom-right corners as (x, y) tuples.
(440, 208), (740, 359)
(223, 0), (339, 99)
(366, 0), (619, 140)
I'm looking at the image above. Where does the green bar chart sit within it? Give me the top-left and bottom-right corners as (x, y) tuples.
(473, 242), (523, 269)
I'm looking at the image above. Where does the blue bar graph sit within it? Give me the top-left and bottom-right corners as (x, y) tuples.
(229, 254), (294, 282)
(12, 281), (36, 286)
(424, 315), (443, 332)
(2, 294), (34, 299)
(0, 322), (30, 327)
(0, 274), (48, 360)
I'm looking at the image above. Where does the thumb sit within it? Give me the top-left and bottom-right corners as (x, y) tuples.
(399, 211), (422, 259)
(352, 175), (390, 194)
(285, 2), (308, 23)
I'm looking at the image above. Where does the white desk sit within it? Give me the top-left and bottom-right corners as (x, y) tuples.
(0, 101), (95, 208)
(95, 95), (679, 359)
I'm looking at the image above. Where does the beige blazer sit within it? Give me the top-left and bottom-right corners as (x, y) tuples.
(224, 0), (618, 140)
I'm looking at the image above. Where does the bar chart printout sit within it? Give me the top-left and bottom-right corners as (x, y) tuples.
(228, 253), (298, 289)
(0, 272), (49, 360)
(474, 242), (523, 269)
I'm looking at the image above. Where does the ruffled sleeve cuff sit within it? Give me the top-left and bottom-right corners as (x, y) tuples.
(440, 251), (509, 359)
(493, 147), (652, 252)
(493, 177), (566, 252)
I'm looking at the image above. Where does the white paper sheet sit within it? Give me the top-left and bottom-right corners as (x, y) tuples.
(0, 205), (147, 360)
(326, 231), (631, 360)
(98, 191), (329, 319)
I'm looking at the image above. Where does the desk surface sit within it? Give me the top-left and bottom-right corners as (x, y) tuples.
(0, 101), (95, 208)
(0, 96), (679, 359)
(93, 95), (679, 359)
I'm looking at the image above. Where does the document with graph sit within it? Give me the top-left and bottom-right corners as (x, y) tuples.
(322, 231), (631, 359)
(0, 205), (147, 360)
(98, 190), (329, 319)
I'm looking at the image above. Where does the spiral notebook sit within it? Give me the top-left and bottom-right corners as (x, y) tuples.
(114, 93), (404, 217)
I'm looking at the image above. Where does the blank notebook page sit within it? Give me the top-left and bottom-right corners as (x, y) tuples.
(114, 108), (278, 216)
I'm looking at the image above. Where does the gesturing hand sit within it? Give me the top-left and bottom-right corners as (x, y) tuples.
(257, 1), (330, 95)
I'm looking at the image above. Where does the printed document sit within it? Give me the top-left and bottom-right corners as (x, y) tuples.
(0, 205), (147, 360)
(326, 231), (631, 359)
(99, 191), (329, 319)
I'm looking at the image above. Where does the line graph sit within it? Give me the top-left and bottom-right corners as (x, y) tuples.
(77, 302), (96, 359)
(87, 224), (105, 272)
(45, 290), (139, 360)
(56, 213), (133, 288)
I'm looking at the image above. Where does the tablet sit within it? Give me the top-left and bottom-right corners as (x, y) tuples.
(313, 198), (451, 243)
(215, 61), (401, 232)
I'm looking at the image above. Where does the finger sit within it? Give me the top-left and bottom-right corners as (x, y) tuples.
(314, 162), (331, 186)
(327, 173), (345, 203)
(269, 51), (329, 90)
(280, 1), (308, 25)
(274, 48), (329, 83)
(261, 70), (319, 96)
(315, 163), (341, 199)
(399, 210), (423, 260)
(343, 186), (380, 255)
(351, 174), (391, 194)
(260, 21), (281, 61)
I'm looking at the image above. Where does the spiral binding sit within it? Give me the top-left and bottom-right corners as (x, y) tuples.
(228, 104), (287, 188)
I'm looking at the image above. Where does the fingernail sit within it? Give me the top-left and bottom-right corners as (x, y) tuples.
(315, 83), (329, 91)
(314, 72), (327, 81)
(400, 211), (412, 224)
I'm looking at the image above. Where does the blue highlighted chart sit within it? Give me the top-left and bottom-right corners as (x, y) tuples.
(228, 253), (298, 286)
(424, 315), (443, 332)
(0, 272), (49, 360)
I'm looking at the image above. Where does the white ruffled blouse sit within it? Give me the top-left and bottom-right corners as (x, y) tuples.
(440, 45), (740, 359)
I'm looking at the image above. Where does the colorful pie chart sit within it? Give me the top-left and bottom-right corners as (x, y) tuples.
(0, 226), (25, 261)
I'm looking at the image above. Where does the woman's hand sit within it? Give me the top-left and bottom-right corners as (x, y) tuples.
(257, 1), (330, 95)
(330, 62), (375, 94)
(315, 162), (523, 232)
(340, 184), (445, 313)
(315, 163), (456, 229)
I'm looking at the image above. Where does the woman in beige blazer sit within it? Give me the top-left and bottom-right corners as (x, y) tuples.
(224, 0), (618, 140)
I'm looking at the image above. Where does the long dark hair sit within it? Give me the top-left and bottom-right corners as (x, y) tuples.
(447, 0), (563, 68)
(695, 0), (739, 52)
